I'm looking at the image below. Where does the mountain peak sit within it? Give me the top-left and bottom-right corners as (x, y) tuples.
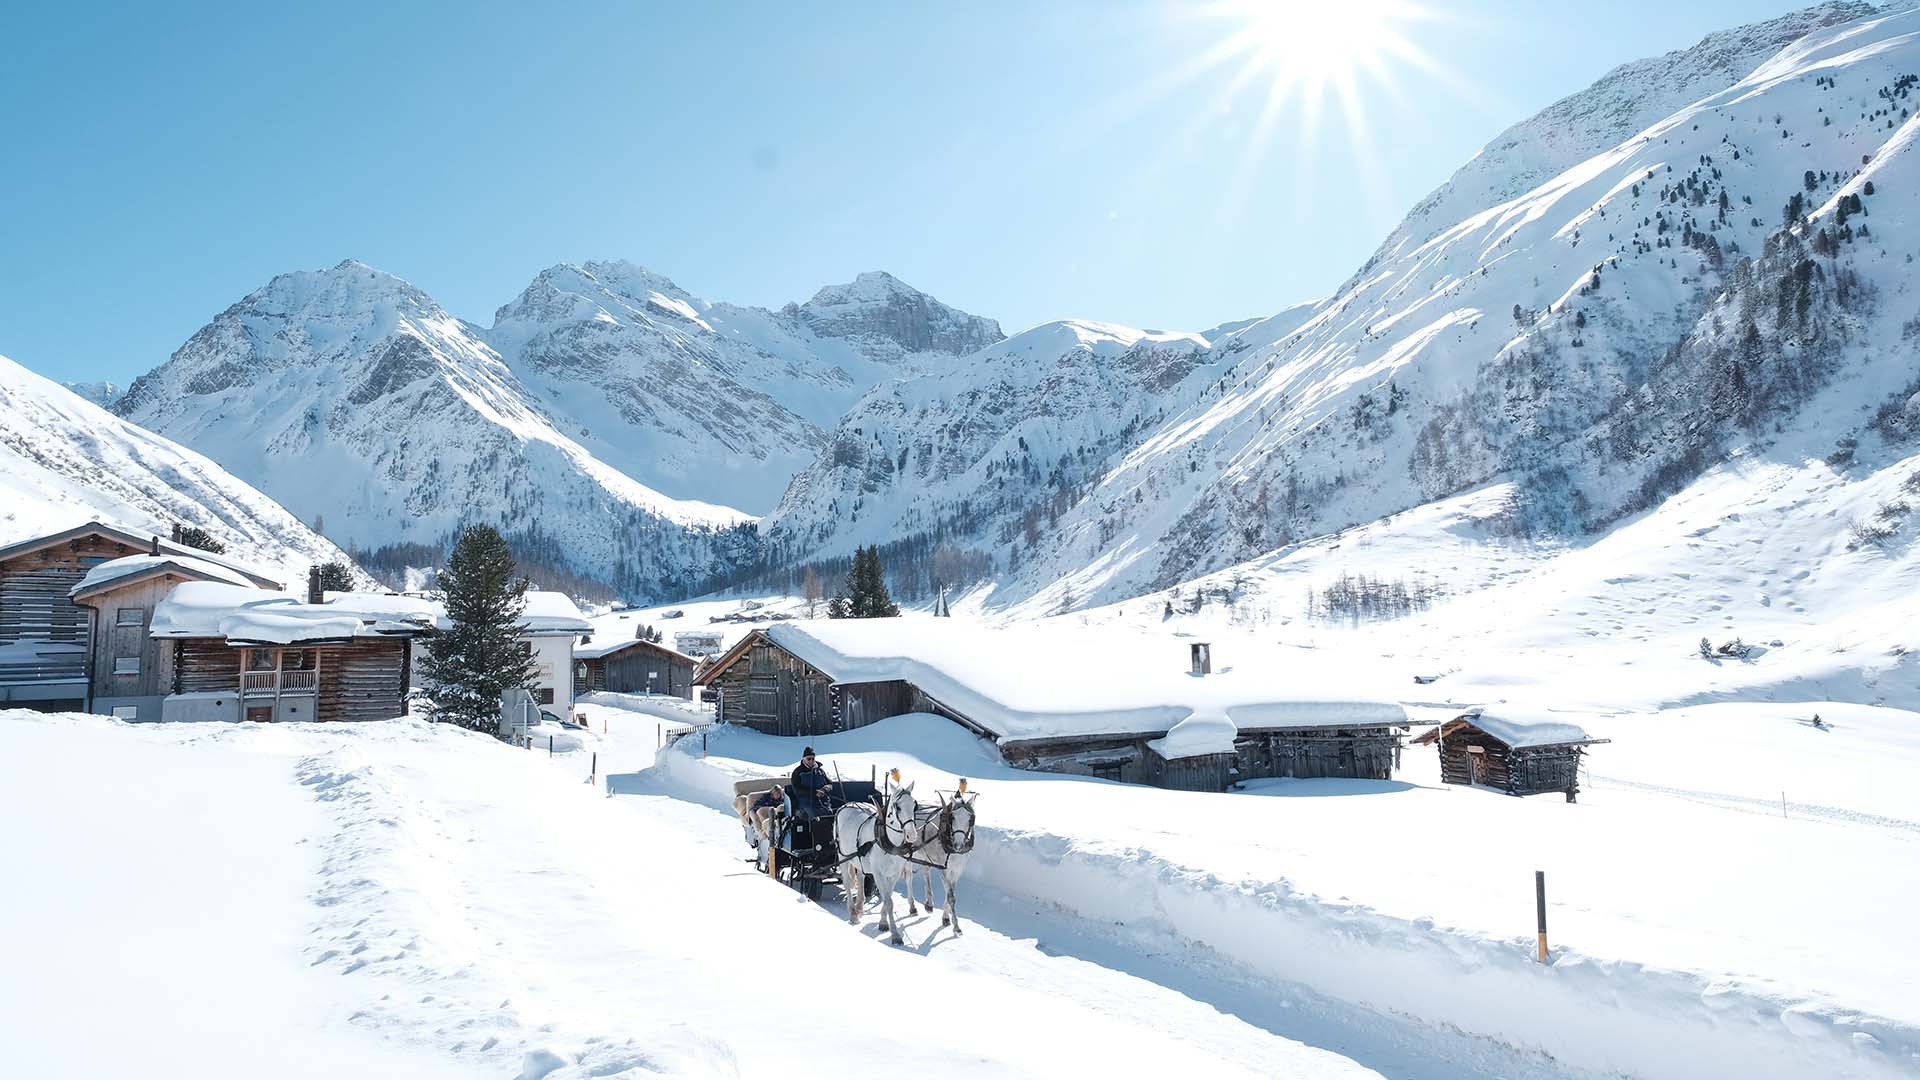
(793, 272), (1004, 358)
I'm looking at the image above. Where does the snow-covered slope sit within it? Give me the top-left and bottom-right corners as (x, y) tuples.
(1352, 1), (1880, 281)
(990, 5), (1920, 612)
(115, 261), (755, 599)
(755, 309), (1314, 596)
(0, 352), (348, 581)
(60, 380), (121, 407)
(484, 261), (1001, 511)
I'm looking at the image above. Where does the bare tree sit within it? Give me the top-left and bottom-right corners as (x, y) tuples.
(802, 565), (823, 618)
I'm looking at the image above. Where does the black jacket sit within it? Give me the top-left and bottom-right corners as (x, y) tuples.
(791, 761), (831, 812)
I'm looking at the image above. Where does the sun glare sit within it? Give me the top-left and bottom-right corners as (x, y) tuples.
(1217, 0), (1415, 94)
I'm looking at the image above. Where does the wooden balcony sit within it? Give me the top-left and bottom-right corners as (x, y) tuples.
(241, 669), (317, 697)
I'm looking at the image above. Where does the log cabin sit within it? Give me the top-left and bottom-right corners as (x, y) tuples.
(150, 579), (433, 723)
(572, 637), (696, 699)
(1411, 708), (1609, 800)
(700, 621), (1408, 793)
(0, 521), (281, 714)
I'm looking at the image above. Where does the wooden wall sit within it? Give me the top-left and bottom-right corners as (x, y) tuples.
(837, 680), (914, 730)
(585, 648), (694, 699)
(174, 639), (241, 693)
(713, 638), (834, 736)
(1234, 727), (1401, 782)
(316, 639), (410, 723)
(1147, 748), (1236, 792)
(0, 539), (108, 688)
(172, 637), (410, 723)
(78, 576), (182, 704)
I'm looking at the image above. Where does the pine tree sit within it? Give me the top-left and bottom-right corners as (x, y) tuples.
(826, 591), (852, 619)
(170, 523), (227, 554)
(314, 561), (354, 593)
(842, 546), (900, 618)
(421, 525), (538, 732)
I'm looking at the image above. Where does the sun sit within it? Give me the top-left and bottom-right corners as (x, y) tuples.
(1210, 0), (1423, 97)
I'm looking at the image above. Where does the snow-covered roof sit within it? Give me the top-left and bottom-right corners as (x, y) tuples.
(518, 591), (591, 635)
(151, 582), (434, 642)
(755, 620), (1407, 750)
(1428, 708), (1597, 748)
(69, 553), (253, 598)
(576, 638), (695, 662)
(0, 520), (285, 589)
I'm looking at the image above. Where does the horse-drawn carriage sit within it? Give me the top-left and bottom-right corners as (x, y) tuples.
(731, 769), (979, 945)
(731, 775), (880, 901)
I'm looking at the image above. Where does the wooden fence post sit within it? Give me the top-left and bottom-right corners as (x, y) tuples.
(591, 751), (597, 786)
(549, 735), (554, 757)
(1535, 870), (1549, 963)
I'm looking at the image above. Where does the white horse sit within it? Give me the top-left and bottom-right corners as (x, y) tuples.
(833, 783), (916, 945)
(904, 791), (977, 936)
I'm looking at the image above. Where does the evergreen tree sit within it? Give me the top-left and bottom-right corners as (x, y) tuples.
(844, 545), (900, 618)
(826, 591), (852, 619)
(314, 561), (354, 593)
(421, 525), (538, 732)
(170, 523), (227, 554)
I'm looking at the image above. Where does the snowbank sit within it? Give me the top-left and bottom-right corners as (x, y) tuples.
(1149, 709), (1237, 758)
(655, 715), (1920, 1080)
(762, 620), (1406, 745)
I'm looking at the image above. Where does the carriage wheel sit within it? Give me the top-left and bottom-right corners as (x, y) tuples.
(802, 876), (825, 902)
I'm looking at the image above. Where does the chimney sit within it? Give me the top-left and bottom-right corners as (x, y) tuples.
(308, 566), (324, 605)
(149, 535), (161, 555)
(1190, 642), (1211, 676)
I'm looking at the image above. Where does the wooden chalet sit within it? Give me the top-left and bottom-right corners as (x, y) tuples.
(1411, 708), (1609, 800)
(701, 622), (1408, 793)
(0, 522), (281, 715)
(572, 637), (696, 699)
(151, 578), (431, 724)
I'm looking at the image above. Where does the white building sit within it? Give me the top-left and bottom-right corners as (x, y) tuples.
(518, 591), (591, 718)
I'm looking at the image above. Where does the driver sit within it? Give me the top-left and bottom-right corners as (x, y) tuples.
(790, 747), (833, 816)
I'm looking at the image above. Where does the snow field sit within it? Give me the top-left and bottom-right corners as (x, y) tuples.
(0, 709), (1383, 1079)
(655, 713), (1920, 1079)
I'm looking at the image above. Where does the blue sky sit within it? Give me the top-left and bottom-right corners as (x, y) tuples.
(2, 0), (1809, 384)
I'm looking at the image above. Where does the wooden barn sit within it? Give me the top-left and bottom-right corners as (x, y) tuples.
(149, 580), (432, 724)
(573, 637), (696, 699)
(700, 622), (1408, 793)
(1412, 708), (1608, 800)
(0, 521), (281, 714)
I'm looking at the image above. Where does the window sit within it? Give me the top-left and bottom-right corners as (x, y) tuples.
(111, 706), (139, 721)
(246, 648), (277, 672)
(283, 649), (316, 671)
(112, 655), (140, 675)
(116, 607), (145, 627)
(535, 687), (554, 705)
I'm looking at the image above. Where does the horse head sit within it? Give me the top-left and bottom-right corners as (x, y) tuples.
(944, 792), (977, 852)
(883, 782), (919, 845)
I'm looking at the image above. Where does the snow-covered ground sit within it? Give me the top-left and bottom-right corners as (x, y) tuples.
(1, 706), (1392, 1079)
(655, 712), (1920, 1080)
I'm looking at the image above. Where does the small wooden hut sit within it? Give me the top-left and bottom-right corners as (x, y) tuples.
(1412, 708), (1608, 800)
(573, 637), (696, 699)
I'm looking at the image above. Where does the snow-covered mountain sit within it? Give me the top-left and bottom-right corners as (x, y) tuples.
(483, 261), (1000, 511)
(997, 4), (1920, 612)
(755, 312), (1311, 595)
(115, 261), (756, 598)
(61, 380), (121, 407)
(1353, 2), (1880, 284)
(750, 4), (1920, 616)
(115, 259), (997, 598)
(0, 352), (348, 581)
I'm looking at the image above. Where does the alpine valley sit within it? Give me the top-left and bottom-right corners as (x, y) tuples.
(81, 1), (1920, 631)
